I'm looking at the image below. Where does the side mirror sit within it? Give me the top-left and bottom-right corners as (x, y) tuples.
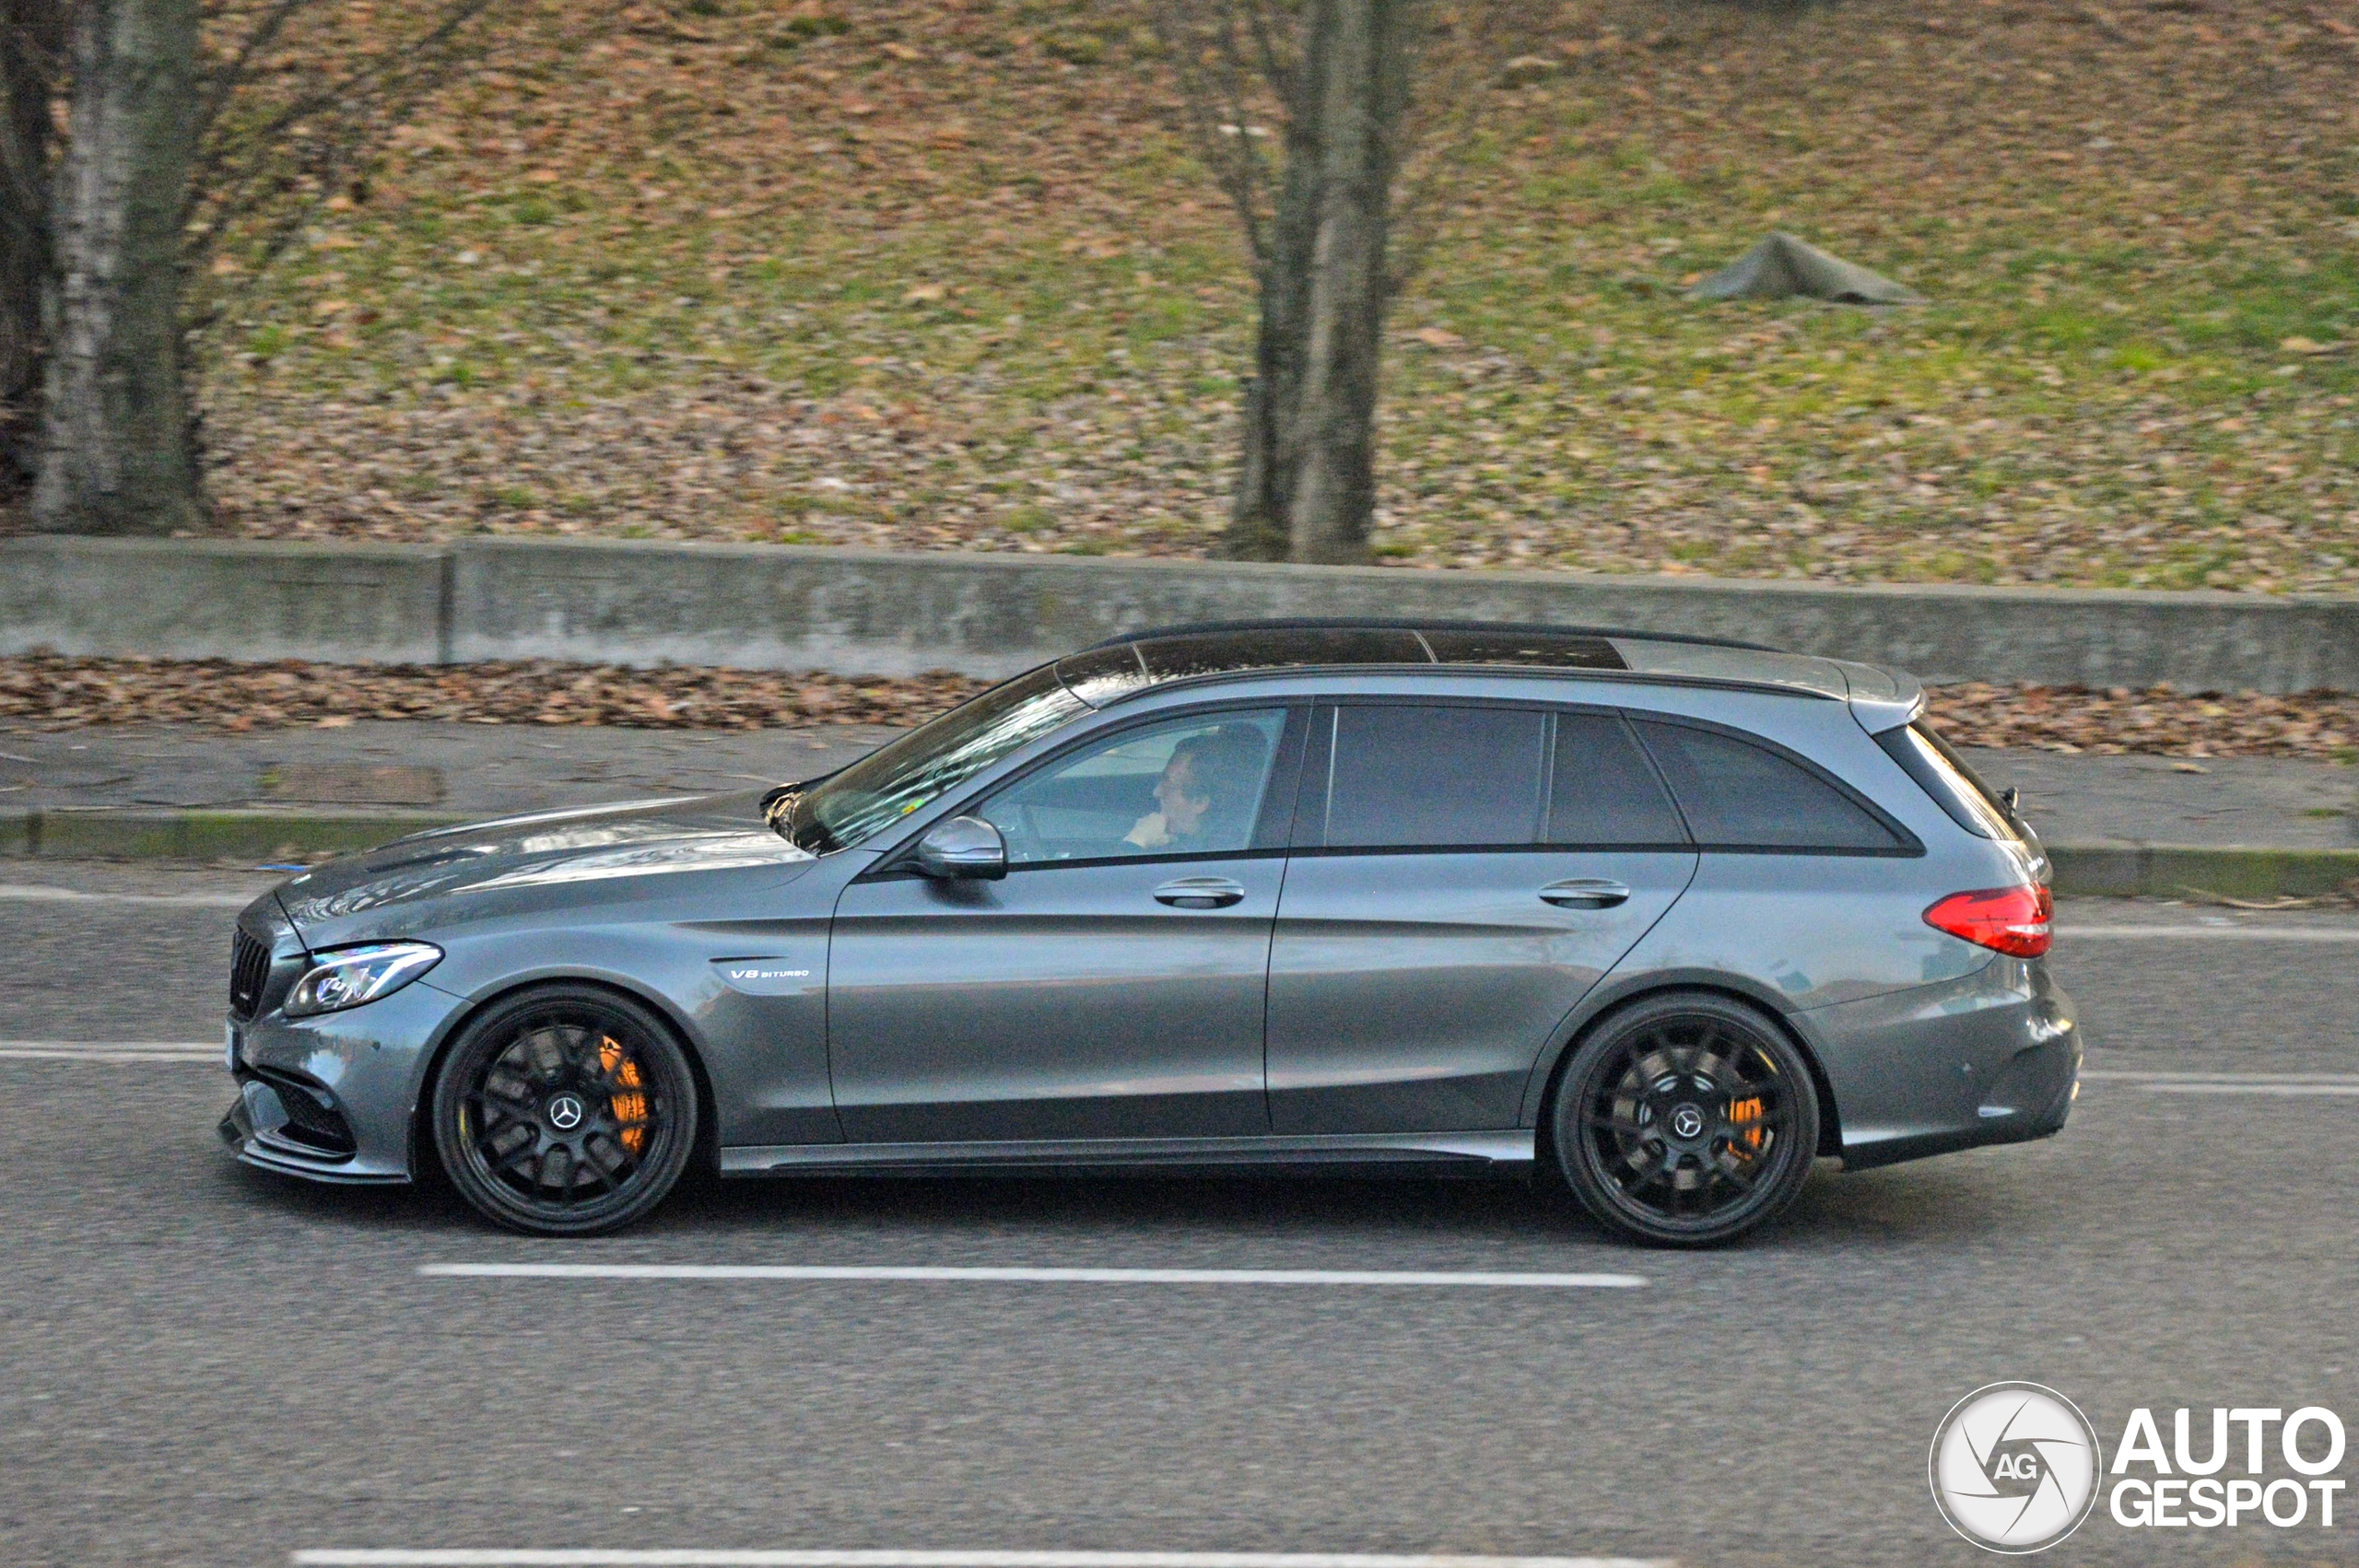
(914, 814), (1007, 881)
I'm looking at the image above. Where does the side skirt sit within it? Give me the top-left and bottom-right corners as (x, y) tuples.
(720, 1129), (1536, 1178)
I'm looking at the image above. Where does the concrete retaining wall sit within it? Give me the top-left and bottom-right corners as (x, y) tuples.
(9, 533), (2357, 691)
(3, 536), (448, 665)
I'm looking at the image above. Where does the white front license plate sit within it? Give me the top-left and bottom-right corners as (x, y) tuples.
(224, 1021), (241, 1071)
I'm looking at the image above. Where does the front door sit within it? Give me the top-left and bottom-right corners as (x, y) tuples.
(827, 706), (1297, 1143)
(1267, 703), (1698, 1134)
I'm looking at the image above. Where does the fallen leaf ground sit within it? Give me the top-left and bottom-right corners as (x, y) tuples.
(15, 0), (2358, 594)
(4, 654), (2353, 760)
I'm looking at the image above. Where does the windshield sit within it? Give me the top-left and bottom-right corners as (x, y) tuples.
(778, 665), (1086, 853)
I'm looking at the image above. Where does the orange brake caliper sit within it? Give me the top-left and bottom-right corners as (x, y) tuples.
(600, 1037), (650, 1154)
(1728, 1094), (1766, 1153)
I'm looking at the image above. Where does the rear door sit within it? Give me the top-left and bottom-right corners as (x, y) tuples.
(1265, 702), (1699, 1135)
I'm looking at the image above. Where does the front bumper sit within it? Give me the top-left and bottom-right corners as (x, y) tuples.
(217, 980), (465, 1185)
(1803, 956), (2081, 1172)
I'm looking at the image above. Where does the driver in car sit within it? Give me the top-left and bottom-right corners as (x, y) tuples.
(1124, 728), (1265, 851)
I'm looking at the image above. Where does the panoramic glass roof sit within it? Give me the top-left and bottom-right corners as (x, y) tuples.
(1053, 624), (1635, 707)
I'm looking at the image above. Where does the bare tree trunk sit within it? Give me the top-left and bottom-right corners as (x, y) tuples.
(1284, 0), (1402, 565)
(1227, 4), (1330, 562)
(33, 0), (202, 535)
(1, 0), (65, 496)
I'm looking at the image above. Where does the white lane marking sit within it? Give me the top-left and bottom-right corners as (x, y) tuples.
(0, 883), (256, 908)
(419, 1263), (1649, 1289)
(285, 1546), (1670, 1556)
(2057, 924), (2359, 942)
(2142, 1082), (2359, 1096)
(0, 1039), (219, 1060)
(2081, 1070), (2359, 1095)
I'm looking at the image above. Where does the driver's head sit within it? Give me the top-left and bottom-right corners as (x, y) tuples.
(1155, 728), (1264, 840)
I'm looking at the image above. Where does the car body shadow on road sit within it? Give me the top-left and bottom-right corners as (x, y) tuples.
(214, 1149), (2036, 1256)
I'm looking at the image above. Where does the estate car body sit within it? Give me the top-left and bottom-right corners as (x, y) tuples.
(220, 622), (2080, 1243)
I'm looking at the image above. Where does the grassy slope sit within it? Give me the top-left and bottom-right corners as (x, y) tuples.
(176, 0), (2359, 591)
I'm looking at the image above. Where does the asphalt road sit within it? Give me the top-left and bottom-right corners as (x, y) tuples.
(3, 866), (2355, 1568)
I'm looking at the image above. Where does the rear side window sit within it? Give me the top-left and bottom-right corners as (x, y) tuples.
(1546, 712), (1690, 847)
(1632, 719), (1908, 853)
(1317, 705), (1546, 848)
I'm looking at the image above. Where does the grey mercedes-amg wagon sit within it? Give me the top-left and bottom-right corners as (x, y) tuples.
(221, 621), (2079, 1245)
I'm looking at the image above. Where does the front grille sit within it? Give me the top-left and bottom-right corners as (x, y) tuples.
(229, 929), (272, 1020)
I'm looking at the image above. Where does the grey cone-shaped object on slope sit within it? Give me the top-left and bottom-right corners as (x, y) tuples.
(1686, 232), (1924, 304)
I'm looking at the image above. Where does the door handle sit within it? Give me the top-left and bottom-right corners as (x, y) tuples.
(1155, 876), (1246, 909)
(1540, 878), (1630, 909)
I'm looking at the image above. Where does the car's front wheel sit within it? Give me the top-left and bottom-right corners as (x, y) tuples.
(431, 985), (698, 1236)
(1550, 991), (1820, 1247)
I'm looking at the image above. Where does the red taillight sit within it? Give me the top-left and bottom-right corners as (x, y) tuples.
(1923, 884), (2053, 957)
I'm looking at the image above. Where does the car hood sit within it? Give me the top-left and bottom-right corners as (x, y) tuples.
(274, 790), (815, 942)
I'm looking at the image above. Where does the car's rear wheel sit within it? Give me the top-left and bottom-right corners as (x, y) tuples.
(1550, 991), (1820, 1247)
(431, 985), (698, 1236)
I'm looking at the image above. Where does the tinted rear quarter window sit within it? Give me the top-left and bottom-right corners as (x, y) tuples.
(1633, 719), (1907, 852)
(1546, 712), (1690, 847)
(1877, 720), (2023, 841)
(1319, 705), (1546, 848)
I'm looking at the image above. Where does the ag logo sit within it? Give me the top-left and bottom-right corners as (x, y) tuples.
(1930, 1382), (2103, 1553)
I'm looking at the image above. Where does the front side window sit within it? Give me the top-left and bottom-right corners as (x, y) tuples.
(1317, 704), (1548, 848)
(1632, 718), (1907, 852)
(786, 666), (1086, 852)
(979, 709), (1287, 865)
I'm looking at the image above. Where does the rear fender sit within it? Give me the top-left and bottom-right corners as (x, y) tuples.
(1517, 967), (1846, 1158)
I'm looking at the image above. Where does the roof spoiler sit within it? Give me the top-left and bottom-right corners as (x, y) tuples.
(1835, 660), (1929, 733)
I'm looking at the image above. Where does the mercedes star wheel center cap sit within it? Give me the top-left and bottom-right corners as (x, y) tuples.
(1670, 1103), (1707, 1141)
(546, 1094), (585, 1131)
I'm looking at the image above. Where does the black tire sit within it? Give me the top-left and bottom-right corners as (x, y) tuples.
(1549, 991), (1821, 1247)
(430, 985), (698, 1236)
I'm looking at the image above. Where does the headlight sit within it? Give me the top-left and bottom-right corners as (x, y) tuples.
(283, 942), (442, 1017)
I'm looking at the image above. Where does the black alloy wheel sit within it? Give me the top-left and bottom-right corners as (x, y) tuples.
(1550, 991), (1821, 1247)
(431, 985), (698, 1236)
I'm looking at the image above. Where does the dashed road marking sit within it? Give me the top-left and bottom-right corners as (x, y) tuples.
(0, 1039), (219, 1060)
(2056, 924), (2359, 942)
(2081, 1070), (2359, 1095)
(0, 883), (255, 907)
(293, 1553), (1675, 1568)
(419, 1263), (1649, 1289)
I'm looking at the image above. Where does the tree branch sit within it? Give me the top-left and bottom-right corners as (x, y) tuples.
(193, 0), (327, 144)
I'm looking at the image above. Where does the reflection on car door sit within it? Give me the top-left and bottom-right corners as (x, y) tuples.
(827, 706), (1300, 1144)
(1265, 703), (1698, 1135)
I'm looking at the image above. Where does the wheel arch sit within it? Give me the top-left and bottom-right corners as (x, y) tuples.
(407, 973), (723, 1184)
(1524, 974), (1845, 1166)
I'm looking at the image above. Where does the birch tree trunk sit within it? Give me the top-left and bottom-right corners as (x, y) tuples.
(1284, 0), (1402, 564)
(33, 0), (203, 535)
(2, 0), (64, 494)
